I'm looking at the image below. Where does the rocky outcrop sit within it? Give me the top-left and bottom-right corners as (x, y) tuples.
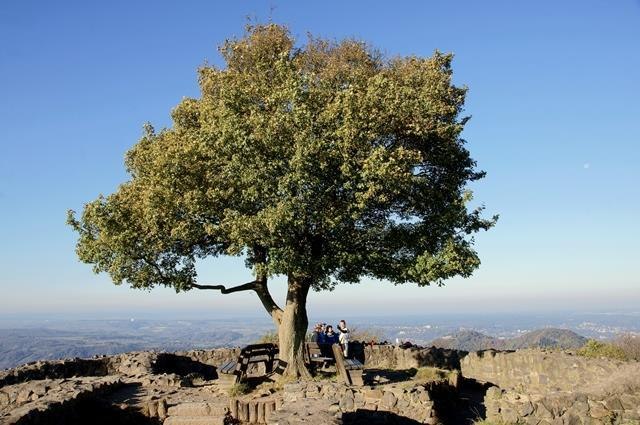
(462, 349), (640, 424)
(0, 350), (235, 425)
(3, 344), (640, 424)
(461, 348), (634, 393)
(0, 377), (126, 424)
(484, 386), (640, 424)
(277, 380), (454, 424)
(362, 343), (466, 370)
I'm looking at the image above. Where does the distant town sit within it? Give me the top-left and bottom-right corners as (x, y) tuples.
(2, 311), (638, 370)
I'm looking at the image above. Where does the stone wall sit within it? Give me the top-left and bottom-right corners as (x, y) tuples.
(362, 343), (465, 370)
(0, 377), (125, 424)
(279, 380), (455, 424)
(461, 349), (636, 393)
(462, 349), (640, 424)
(485, 386), (640, 424)
(175, 348), (240, 368)
(0, 343), (462, 389)
(0, 358), (111, 387)
(0, 349), (240, 388)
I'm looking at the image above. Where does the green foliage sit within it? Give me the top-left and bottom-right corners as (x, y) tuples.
(257, 331), (279, 344)
(577, 339), (628, 361)
(68, 23), (495, 295)
(312, 373), (338, 382)
(227, 382), (250, 397)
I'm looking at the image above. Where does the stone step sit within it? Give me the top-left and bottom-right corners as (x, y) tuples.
(163, 416), (225, 425)
(166, 402), (228, 417)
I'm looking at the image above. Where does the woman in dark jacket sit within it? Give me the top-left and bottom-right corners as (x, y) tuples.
(324, 325), (339, 345)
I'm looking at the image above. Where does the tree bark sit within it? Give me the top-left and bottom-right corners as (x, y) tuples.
(254, 278), (284, 325)
(277, 275), (312, 379)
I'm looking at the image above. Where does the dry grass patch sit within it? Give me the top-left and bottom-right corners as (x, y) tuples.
(577, 340), (628, 361)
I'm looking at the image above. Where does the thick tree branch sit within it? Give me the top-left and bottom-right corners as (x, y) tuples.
(254, 278), (283, 324)
(190, 278), (283, 324)
(189, 281), (258, 294)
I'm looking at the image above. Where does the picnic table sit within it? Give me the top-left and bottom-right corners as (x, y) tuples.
(304, 341), (364, 385)
(219, 342), (363, 386)
(305, 342), (335, 369)
(218, 343), (280, 384)
(331, 343), (364, 386)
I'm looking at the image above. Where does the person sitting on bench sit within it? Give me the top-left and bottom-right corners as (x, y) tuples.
(324, 325), (339, 344)
(311, 323), (324, 343)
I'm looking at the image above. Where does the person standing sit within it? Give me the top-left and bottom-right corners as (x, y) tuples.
(337, 319), (350, 357)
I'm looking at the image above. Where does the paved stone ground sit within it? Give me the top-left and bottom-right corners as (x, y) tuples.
(1, 374), (232, 425)
(266, 398), (340, 425)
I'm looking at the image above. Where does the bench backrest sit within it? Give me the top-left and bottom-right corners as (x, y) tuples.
(236, 343), (279, 377)
(305, 342), (334, 361)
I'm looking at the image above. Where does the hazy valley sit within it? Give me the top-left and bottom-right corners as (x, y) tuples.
(2, 311), (638, 370)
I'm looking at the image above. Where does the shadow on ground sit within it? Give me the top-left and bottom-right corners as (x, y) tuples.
(153, 353), (218, 380)
(433, 378), (491, 425)
(343, 409), (424, 424)
(363, 368), (416, 385)
(14, 394), (161, 425)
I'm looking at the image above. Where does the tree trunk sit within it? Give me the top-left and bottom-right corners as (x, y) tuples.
(277, 276), (312, 379)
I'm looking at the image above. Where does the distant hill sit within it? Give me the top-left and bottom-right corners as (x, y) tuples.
(505, 328), (588, 350)
(430, 330), (501, 351)
(429, 328), (587, 351)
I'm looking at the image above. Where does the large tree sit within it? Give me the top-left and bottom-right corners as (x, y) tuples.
(68, 24), (496, 378)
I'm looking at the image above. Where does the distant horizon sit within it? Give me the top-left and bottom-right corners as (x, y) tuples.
(2, 307), (639, 324)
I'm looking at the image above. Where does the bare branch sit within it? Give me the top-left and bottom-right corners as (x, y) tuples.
(189, 281), (258, 294)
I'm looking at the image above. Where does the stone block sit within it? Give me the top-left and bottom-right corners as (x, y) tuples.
(396, 399), (410, 410)
(15, 389), (32, 405)
(158, 399), (168, 419)
(572, 401), (589, 416)
(353, 392), (364, 406)
(485, 386), (503, 400)
(588, 401), (611, 419)
(380, 391), (398, 409)
(603, 396), (624, 412)
(283, 383), (305, 393)
(163, 417), (225, 425)
(363, 402), (378, 411)
(561, 412), (582, 425)
(500, 407), (519, 424)
(624, 409), (640, 421)
(619, 394), (640, 410)
(167, 402), (227, 417)
(148, 400), (158, 417)
(339, 393), (354, 412)
(416, 389), (431, 403)
(518, 401), (534, 416)
(363, 388), (383, 401)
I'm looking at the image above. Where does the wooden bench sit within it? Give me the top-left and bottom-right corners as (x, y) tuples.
(305, 342), (334, 370)
(218, 343), (279, 385)
(332, 343), (364, 386)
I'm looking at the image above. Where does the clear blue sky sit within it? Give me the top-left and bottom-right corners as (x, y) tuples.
(1, 1), (638, 319)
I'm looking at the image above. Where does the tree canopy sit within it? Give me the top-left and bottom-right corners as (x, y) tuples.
(68, 23), (496, 376)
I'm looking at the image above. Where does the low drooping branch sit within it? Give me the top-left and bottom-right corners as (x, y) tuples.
(190, 279), (284, 324)
(189, 281), (258, 294)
